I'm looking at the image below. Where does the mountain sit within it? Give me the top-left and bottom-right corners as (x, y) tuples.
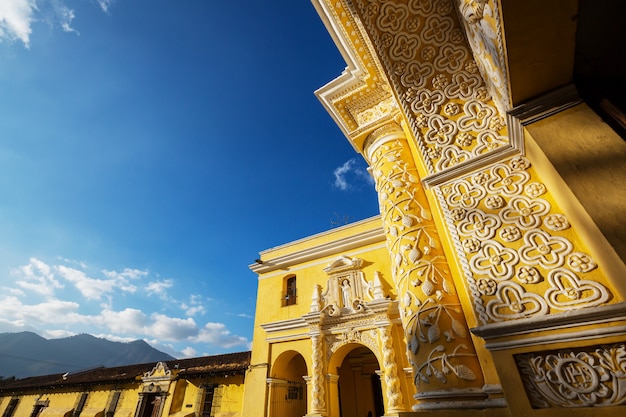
(0, 332), (175, 379)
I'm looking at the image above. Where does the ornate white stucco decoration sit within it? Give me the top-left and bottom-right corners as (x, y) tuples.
(436, 156), (614, 325)
(456, 0), (510, 113)
(351, 0), (510, 179)
(142, 362), (173, 393)
(516, 343), (626, 408)
(311, 255), (385, 316)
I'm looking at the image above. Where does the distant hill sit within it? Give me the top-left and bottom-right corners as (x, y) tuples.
(0, 332), (175, 379)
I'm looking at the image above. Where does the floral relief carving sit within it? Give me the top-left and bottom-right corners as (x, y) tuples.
(545, 268), (610, 310)
(485, 164), (530, 196)
(469, 240), (519, 280)
(353, 0), (509, 175)
(457, 209), (501, 240)
(368, 132), (483, 391)
(486, 281), (548, 320)
(567, 252), (597, 273)
(500, 196), (550, 230)
(436, 156), (614, 324)
(516, 343), (626, 408)
(436, 146), (471, 171)
(519, 230), (572, 269)
(425, 114), (458, 146)
(380, 326), (405, 411)
(445, 180), (485, 209)
(457, 100), (494, 131)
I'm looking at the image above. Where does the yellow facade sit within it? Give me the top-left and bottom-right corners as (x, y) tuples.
(242, 0), (626, 416)
(2, 2), (625, 417)
(0, 354), (249, 417)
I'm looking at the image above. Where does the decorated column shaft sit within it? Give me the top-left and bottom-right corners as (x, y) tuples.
(379, 324), (405, 413)
(310, 333), (327, 415)
(365, 122), (485, 408)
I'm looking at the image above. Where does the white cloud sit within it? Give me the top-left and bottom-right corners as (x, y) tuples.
(12, 257), (64, 297)
(56, 265), (117, 300)
(180, 294), (206, 317)
(145, 279), (173, 298)
(100, 307), (148, 334)
(333, 158), (374, 191)
(0, 296), (84, 326)
(236, 313), (253, 319)
(93, 333), (137, 343)
(0, 0), (36, 47)
(97, 0), (113, 13)
(194, 322), (248, 349)
(181, 346), (197, 358)
(0, 0), (115, 47)
(58, 5), (75, 33)
(148, 313), (197, 340)
(44, 329), (76, 339)
(103, 268), (148, 280)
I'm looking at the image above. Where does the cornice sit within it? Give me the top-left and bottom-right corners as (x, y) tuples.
(260, 317), (307, 333)
(249, 216), (385, 274)
(471, 301), (626, 343)
(312, 0), (399, 152)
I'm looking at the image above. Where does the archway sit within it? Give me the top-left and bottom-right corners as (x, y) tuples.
(268, 351), (307, 417)
(330, 345), (384, 417)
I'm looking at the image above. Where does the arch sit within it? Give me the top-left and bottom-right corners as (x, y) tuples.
(268, 351), (307, 417)
(328, 344), (384, 417)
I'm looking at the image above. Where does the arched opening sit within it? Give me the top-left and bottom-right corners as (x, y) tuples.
(268, 351), (307, 417)
(332, 345), (384, 417)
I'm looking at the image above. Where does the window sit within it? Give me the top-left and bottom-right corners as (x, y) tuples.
(282, 275), (297, 306)
(73, 393), (88, 417)
(2, 399), (18, 417)
(199, 385), (222, 417)
(105, 392), (120, 417)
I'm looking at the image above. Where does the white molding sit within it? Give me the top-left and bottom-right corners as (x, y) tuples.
(261, 317), (308, 333)
(484, 324), (626, 351)
(250, 216), (385, 274)
(471, 301), (626, 340)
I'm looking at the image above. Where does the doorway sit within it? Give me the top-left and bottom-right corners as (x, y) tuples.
(337, 346), (383, 417)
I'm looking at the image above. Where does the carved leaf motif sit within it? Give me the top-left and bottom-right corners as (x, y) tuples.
(442, 278), (454, 294)
(427, 324), (441, 343)
(409, 333), (419, 354)
(395, 253), (403, 268)
(403, 292), (412, 307)
(451, 318), (467, 338)
(454, 365), (477, 381)
(422, 278), (434, 296)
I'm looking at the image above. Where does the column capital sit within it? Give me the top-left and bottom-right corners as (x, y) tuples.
(363, 122), (405, 162)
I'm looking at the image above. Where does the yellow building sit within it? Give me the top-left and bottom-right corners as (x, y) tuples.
(241, 0), (626, 416)
(2, 2), (625, 417)
(0, 353), (250, 417)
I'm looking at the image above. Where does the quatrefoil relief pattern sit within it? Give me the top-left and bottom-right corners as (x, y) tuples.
(353, 0), (510, 175)
(545, 268), (610, 309)
(437, 157), (615, 324)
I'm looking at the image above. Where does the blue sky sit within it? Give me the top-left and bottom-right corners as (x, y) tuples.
(0, 0), (379, 360)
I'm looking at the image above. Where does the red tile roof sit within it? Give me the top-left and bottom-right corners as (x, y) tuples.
(0, 351), (250, 393)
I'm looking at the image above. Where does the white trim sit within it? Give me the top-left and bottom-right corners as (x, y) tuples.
(257, 243), (388, 280)
(261, 317), (308, 333)
(484, 325), (626, 351)
(250, 217), (385, 274)
(471, 302), (626, 340)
